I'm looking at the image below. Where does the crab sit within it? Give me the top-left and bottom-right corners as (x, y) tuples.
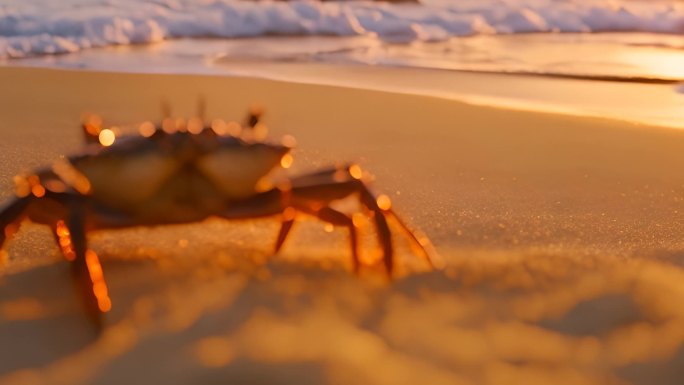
(0, 107), (437, 325)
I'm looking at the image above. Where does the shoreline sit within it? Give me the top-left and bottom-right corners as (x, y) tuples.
(6, 37), (684, 130)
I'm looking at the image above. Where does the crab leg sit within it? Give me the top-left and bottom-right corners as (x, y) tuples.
(313, 207), (360, 273)
(289, 165), (435, 273)
(274, 215), (296, 254)
(289, 178), (394, 274)
(2, 191), (110, 324)
(216, 163), (435, 274)
(245, 105), (263, 129)
(65, 205), (111, 327)
(225, 165), (434, 275)
(274, 206), (361, 273)
(2, 191), (78, 259)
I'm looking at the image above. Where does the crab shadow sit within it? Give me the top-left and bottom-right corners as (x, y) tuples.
(0, 251), (207, 375)
(0, 261), (100, 375)
(3, 248), (684, 385)
(0, 247), (376, 380)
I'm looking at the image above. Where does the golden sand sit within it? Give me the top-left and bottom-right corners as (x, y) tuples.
(0, 67), (683, 385)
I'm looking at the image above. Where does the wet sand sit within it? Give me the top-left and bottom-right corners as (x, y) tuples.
(0, 67), (684, 385)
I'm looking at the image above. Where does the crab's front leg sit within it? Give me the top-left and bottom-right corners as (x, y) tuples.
(1, 191), (110, 326)
(63, 204), (111, 327)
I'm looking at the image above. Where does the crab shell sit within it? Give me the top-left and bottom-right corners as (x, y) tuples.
(64, 131), (291, 222)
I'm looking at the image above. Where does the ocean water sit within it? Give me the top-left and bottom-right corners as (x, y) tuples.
(1, 0), (683, 57)
(2, 0), (684, 127)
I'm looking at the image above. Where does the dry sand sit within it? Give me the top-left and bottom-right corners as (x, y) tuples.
(0, 66), (683, 385)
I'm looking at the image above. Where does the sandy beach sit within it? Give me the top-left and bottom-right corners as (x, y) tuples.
(1, 66), (684, 385)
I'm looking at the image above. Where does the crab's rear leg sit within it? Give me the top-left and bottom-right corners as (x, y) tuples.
(316, 207), (361, 273)
(274, 209), (296, 255)
(221, 189), (362, 272)
(274, 206), (361, 273)
(279, 165), (436, 275)
(285, 179), (393, 273)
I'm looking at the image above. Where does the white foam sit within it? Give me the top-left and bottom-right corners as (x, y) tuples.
(1, 0), (683, 59)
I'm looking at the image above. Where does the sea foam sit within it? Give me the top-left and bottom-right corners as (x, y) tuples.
(0, 0), (682, 59)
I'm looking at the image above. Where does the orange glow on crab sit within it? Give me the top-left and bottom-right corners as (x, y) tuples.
(84, 115), (103, 137)
(225, 121), (242, 136)
(139, 121), (156, 137)
(58, 235), (71, 247)
(85, 250), (111, 313)
(349, 165), (363, 180)
(352, 213), (366, 228)
(4, 223), (19, 240)
(187, 117), (203, 134)
(98, 129), (116, 147)
(283, 207), (296, 221)
(55, 221), (69, 237)
(13, 175), (30, 198)
(210, 119), (226, 135)
(162, 118), (176, 134)
(280, 154), (294, 169)
(55, 220), (76, 261)
(376, 194), (392, 211)
(19, 175), (47, 198)
(175, 118), (187, 132)
(31, 184), (45, 198)
(44, 180), (66, 193)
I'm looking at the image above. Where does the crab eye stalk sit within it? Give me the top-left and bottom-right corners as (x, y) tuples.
(245, 105), (264, 129)
(241, 105), (268, 141)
